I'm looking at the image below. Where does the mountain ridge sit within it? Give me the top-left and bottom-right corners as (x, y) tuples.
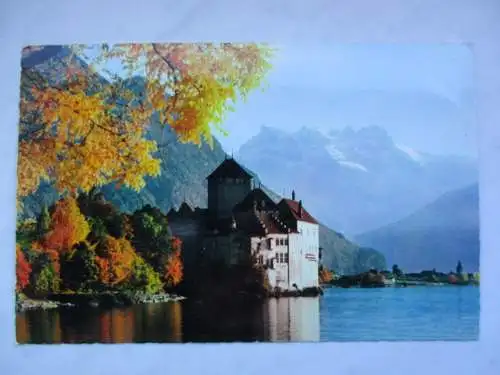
(356, 184), (479, 272)
(238, 125), (477, 235)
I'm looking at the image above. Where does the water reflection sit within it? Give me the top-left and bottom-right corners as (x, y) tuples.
(16, 296), (320, 344)
(16, 287), (478, 343)
(266, 298), (320, 342)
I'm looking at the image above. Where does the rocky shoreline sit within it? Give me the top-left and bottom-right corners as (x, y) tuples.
(16, 298), (75, 312)
(16, 292), (186, 313)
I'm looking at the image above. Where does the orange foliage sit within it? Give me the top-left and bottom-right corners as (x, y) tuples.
(43, 197), (90, 253)
(319, 267), (334, 284)
(170, 237), (182, 256)
(96, 236), (137, 287)
(18, 43), (274, 201)
(16, 245), (32, 291)
(164, 237), (183, 288)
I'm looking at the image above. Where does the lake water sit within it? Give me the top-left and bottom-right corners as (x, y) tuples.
(16, 286), (479, 343)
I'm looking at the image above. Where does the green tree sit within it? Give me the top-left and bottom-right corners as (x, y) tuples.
(87, 217), (108, 244)
(78, 192), (128, 239)
(392, 264), (403, 278)
(127, 256), (163, 294)
(131, 206), (170, 257)
(31, 263), (60, 297)
(456, 260), (463, 275)
(61, 242), (99, 292)
(36, 205), (51, 238)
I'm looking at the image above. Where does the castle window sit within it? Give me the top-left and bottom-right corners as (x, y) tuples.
(279, 253), (284, 263)
(285, 253), (289, 263)
(280, 238), (284, 246)
(258, 255), (263, 264)
(285, 239), (289, 246)
(267, 238), (272, 249)
(275, 238), (279, 246)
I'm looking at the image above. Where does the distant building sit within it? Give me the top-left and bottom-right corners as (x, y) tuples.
(167, 157), (319, 291)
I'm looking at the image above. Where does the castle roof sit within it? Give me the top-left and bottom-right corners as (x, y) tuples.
(279, 199), (318, 225)
(167, 202), (206, 220)
(205, 209), (290, 237)
(206, 158), (253, 180)
(234, 211), (289, 236)
(178, 202), (193, 214)
(233, 188), (277, 213)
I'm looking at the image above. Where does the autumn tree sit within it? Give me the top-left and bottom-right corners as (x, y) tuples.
(16, 245), (32, 292)
(18, 43), (274, 201)
(318, 265), (334, 284)
(95, 236), (137, 287)
(127, 256), (163, 294)
(163, 237), (183, 288)
(77, 190), (129, 239)
(43, 196), (90, 253)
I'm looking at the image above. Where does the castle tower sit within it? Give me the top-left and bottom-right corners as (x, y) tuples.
(206, 157), (253, 219)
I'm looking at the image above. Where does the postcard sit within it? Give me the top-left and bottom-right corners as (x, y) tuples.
(15, 42), (478, 344)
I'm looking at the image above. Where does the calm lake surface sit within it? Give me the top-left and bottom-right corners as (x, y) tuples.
(16, 286), (479, 343)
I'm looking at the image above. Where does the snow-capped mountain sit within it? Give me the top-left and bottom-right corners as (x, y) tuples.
(237, 125), (477, 234)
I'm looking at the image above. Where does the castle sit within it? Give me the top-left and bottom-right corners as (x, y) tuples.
(167, 157), (320, 291)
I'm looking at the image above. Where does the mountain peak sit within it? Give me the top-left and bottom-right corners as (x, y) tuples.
(338, 125), (393, 145)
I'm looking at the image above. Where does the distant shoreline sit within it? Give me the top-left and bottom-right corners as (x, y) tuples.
(322, 282), (479, 289)
(321, 269), (480, 289)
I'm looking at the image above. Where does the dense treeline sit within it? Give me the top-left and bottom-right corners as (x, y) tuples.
(16, 191), (183, 298)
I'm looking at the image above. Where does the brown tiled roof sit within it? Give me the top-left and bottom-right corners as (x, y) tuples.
(234, 211), (289, 236)
(206, 158), (253, 180)
(279, 199), (318, 225)
(204, 210), (289, 238)
(257, 211), (289, 234)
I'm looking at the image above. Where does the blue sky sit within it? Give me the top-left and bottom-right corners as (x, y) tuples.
(87, 43), (476, 157)
(218, 43), (476, 157)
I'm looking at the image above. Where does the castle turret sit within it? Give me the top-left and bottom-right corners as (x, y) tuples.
(206, 158), (253, 219)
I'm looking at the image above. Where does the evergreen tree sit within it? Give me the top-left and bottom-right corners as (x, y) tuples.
(36, 205), (51, 238)
(456, 260), (463, 275)
(61, 242), (99, 292)
(392, 264), (402, 277)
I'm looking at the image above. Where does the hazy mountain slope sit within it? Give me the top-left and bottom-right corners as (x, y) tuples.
(238, 125), (477, 234)
(18, 46), (385, 274)
(356, 184), (479, 272)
